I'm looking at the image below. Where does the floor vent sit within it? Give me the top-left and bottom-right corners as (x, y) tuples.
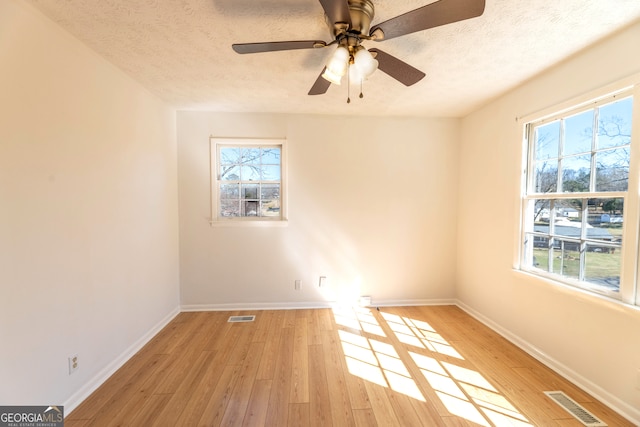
(228, 315), (256, 323)
(544, 391), (607, 426)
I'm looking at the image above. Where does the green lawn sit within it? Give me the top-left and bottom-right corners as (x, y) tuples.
(533, 248), (620, 280)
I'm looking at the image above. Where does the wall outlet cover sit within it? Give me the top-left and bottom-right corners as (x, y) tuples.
(68, 355), (78, 375)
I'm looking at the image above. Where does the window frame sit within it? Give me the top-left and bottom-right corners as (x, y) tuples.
(209, 137), (287, 227)
(518, 83), (640, 306)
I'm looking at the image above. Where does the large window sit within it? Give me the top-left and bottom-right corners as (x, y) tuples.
(210, 138), (286, 224)
(520, 87), (638, 303)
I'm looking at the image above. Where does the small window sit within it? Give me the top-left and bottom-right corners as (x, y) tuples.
(210, 138), (286, 224)
(520, 90), (636, 300)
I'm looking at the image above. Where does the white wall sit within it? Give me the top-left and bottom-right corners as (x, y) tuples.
(0, 0), (179, 410)
(457, 21), (640, 422)
(178, 112), (459, 308)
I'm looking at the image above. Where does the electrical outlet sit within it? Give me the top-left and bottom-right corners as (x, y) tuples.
(68, 354), (78, 375)
(319, 276), (327, 288)
(294, 279), (301, 290)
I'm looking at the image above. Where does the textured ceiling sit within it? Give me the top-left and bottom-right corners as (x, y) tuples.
(25, 0), (640, 117)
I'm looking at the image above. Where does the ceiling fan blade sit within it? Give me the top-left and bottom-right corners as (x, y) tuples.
(232, 40), (327, 54)
(370, 0), (485, 41)
(369, 49), (426, 86)
(318, 0), (352, 28)
(308, 67), (332, 95)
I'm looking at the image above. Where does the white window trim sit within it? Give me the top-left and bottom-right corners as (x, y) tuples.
(209, 137), (288, 227)
(517, 78), (640, 307)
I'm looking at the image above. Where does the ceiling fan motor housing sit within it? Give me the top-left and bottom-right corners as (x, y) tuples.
(326, 0), (375, 37)
(348, 0), (375, 34)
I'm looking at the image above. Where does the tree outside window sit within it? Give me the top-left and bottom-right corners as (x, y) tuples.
(211, 138), (286, 223)
(522, 93), (634, 297)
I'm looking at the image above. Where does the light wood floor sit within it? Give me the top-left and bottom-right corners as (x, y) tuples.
(66, 305), (633, 426)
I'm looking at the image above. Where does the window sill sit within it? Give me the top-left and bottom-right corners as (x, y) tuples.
(513, 268), (639, 311)
(209, 218), (289, 228)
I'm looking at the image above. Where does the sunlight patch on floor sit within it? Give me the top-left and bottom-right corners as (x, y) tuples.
(339, 328), (426, 402)
(380, 311), (463, 359)
(399, 316), (532, 427)
(333, 306), (533, 425)
(334, 308), (425, 402)
(333, 306), (386, 337)
(436, 391), (492, 426)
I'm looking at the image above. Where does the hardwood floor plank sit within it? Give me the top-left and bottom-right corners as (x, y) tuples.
(102, 362), (175, 427)
(308, 344), (332, 427)
(156, 311), (207, 355)
(63, 420), (91, 427)
(554, 420), (589, 426)
(441, 416), (485, 426)
(202, 312), (236, 352)
(383, 387), (426, 427)
(252, 310), (275, 343)
(150, 342), (206, 395)
(150, 350), (217, 426)
(320, 330), (357, 426)
(194, 364), (242, 426)
(283, 309), (297, 328)
(255, 326), (283, 381)
(352, 408), (378, 427)
(288, 403), (310, 426)
(324, 320), (372, 410)
(166, 351), (231, 426)
(126, 393), (172, 426)
(242, 379), (272, 427)
(226, 322), (259, 364)
(363, 380), (399, 426)
(308, 308), (331, 345)
(290, 315), (310, 403)
(264, 326), (295, 426)
(221, 341), (265, 426)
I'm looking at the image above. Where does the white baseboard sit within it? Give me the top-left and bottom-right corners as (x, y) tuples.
(181, 301), (335, 311)
(455, 300), (640, 425)
(63, 306), (180, 415)
(373, 298), (457, 307)
(181, 298), (457, 312)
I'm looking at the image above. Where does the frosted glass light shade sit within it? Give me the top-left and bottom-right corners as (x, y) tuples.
(322, 67), (343, 85)
(348, 64), (363, 84)
(322, 46), (350, 84)
(354, 48), (378, 78)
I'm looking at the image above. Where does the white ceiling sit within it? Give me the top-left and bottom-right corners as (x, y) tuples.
(26, 0), (640, 117)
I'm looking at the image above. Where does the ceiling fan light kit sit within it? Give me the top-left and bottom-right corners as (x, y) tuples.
(323, 46), (350, 85)
(231, 0), (486, 99)
(320, 45), (378, 86)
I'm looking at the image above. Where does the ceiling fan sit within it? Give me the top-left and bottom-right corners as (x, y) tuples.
(232, 0), (486, 99)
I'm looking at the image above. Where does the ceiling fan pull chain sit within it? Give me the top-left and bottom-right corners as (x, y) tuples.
(360, 79), (364, 99)
(347, 65), (351, 103)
